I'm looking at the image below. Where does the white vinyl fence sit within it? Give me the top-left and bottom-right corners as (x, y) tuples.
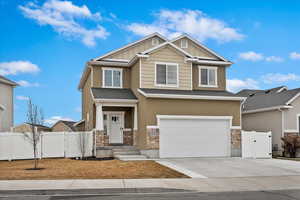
(242, 131), (272, 159)
(0, 131), (93, 161)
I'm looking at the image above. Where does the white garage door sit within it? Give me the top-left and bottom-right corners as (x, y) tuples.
(159, 116), (232, 158)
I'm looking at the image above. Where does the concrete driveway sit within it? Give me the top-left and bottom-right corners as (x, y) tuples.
(157, 158), (300, 178)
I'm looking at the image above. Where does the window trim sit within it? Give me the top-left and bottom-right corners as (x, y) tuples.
(102, 67), (123, 88)
(198, 66), (218, 88)
(152, 38), (159, 46)
(154, 62), (179, 88)
(181, 39), (188, 48)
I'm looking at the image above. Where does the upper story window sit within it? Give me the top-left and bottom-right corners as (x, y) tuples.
(152, 37), (159, 46)
(155, 62), (178, 87)
(199, 66), (218, 87)
(181, 39), (188, 48)
(102, 68), (122, 88)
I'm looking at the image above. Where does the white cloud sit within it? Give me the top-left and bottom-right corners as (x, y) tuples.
(290, 52), (300, 60)
(227, 78), (259, 92)
(17, 80), (40, 87)
(44, 116), (74, 125)
(127, 9), (244, 43)
(265, 56), (283, 62)
(0, 61), (40, 76)
(16, 95), (30, 101)
(262, 73), (300, 84)
(238, 51), (264, 62)
(19, 0), (109, 47)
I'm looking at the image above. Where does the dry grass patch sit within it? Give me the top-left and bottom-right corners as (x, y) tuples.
(0, 159), (188, 180)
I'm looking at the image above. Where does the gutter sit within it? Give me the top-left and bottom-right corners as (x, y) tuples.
(242, 105), (293, 114)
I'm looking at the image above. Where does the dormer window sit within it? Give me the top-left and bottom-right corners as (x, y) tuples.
(199, 66), (218, 87)
(102, 68), (122, 88)
(181, 39), (188, 48)
(152, 38), (159, 46)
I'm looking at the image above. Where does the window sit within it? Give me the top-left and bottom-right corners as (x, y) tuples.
(181, 39), (188, 48)
(155, 63), (178, 86)
(199, 66), (217, 87)
(103, 68), (122, 88)
(152, 37), (159, 46)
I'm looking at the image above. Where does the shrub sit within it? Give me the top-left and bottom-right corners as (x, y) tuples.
(281, 135), (300, 158)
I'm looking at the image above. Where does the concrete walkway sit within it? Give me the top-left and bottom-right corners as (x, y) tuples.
(2, 176), (300, 192)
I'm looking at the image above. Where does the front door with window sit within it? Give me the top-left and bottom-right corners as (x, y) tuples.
(107, 113), (124, 144)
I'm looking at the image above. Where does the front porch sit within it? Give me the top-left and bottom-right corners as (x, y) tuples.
(94, 102), (138, 148)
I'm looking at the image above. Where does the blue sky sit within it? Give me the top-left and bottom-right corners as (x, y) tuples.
(1, 0), (300, 126)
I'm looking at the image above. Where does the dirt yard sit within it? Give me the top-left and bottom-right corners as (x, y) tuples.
(0, 158), (188, 180)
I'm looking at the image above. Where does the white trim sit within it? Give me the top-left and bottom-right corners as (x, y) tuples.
(284, 129), (298, 133)
(154, 62), (179, 88)
(297, 114), (300, 135)
(231, 126), (241, 129)
(141, 42), (193, 58)
(102, 67), (123, 88)
(170, 34), (228, 62)
(74, 119), (84, 126)
(277, 86), (288, 93)
(138, 89), (245, 101)
(156, 115), (233, 127)
(180, 38), (188, 48)
(134, 104), (138, 130)
(101, 103), (137, 107)
(101, 58), (129, 62)
(198, 66), (218, 88)
(93, 33), (168, 61)
(286, 92), (300, 105)
(123, 128), (132, 132)
(243, 105), (293, 114)
(95, 103), (103, 131)
(146, 125), (159, 129)
(89, 61), (130, 67)
(190, 62), (193, 90)
(139, 56), (142, 88)
(94, 99), (138, 103)
(91, 66), (94, 87)
(186, 58), (232, 66)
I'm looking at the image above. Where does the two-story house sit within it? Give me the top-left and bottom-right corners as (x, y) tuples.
(78, 33), (245, 158)
(0, 75), (18, 132)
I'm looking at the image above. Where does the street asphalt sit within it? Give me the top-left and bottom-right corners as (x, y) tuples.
(0, 188), (300, 200)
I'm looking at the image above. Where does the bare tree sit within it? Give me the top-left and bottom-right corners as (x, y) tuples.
(25, 99), (44, 169)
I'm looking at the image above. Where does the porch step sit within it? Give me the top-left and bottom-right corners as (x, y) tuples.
(115, 154), (148, 161)
(113, 150), (141, 156)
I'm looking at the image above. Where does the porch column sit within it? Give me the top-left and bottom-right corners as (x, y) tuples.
(134, 104), (138, 130)
(95, 103), (103, 130)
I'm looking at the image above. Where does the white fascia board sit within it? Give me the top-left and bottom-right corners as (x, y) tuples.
(93, 33), (168, 61)
(94, 99), (138, 103)
(286, 92), (300, 105)
(137, 89), (245, 101)
(101, 58), (129, 62)
(88, 61), (129, 67)
(186, 58), (232, 66)
(170, 34), (229, 62)
(0, 104), (5, 110)
(242, 105), (293, 114)
(284, 129), (298, 133)
(74, 119), (85, 126)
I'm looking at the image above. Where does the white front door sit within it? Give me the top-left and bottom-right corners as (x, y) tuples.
(109, 113), (123, 144)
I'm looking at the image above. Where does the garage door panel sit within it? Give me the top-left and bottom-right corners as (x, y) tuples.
(159, 118), (231, 158)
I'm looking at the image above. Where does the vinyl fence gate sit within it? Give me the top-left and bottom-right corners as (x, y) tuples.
(241, 131), (272, 159)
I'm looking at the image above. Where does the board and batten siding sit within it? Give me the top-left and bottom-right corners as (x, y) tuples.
(192, 64), (226, 91)
(172, 39), (218, 59)
(140, 46), (192, 90)
(103, 37), (165, 60)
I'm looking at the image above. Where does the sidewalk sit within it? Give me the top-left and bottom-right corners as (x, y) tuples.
(1, 176), (300, 192)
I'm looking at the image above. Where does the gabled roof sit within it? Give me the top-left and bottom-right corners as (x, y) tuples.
(93, 32), (168, 61)
(239, 86), (300, 113)
(0, 75), (18, 86)
(52, 120), (77, 131)
(170, 34), (228, 62)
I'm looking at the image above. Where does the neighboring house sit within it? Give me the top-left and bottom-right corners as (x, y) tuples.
(237, 86), (300, 155)
(78, 33), (245, 158)
(51, 120), (78, 132)
(13, 123), (51, 133)
(0, 75), (18, 132)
